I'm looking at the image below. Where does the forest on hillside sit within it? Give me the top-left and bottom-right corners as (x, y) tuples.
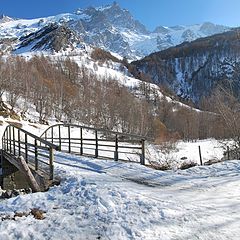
(0, 54), (238, 143)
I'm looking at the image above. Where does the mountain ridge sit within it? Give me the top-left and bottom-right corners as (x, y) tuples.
(0, 2), (231, 58)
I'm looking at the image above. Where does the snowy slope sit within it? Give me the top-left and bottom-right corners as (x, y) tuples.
(0, 152), (240, 239)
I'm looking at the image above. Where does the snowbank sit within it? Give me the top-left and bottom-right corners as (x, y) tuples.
(0, 152), (240, 239)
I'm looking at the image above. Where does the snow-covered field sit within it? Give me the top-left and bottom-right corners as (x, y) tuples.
(146, 139), (225, 168)
(0, 152), (240, 239)
(1, 118), (238, 239)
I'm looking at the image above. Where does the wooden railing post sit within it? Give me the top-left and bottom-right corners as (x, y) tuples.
(95, 130), (98, 158)
(114, 134), (118, 161)
(25, 133), (28, 163)
(199, 146), (203, 165)
(227, 146), (230, 160)
(49, 147), (54, 180)
(18, 129), (21, 156)
(13, 127), (16, 155)
(80, 127), (83, 155)
(58, 125), (61, 150)
(51, 126), (54, 144)
(6, 129), (9, 152)
(140, 139), (145, 165)
(68, 125), (71, 153)
(35, 139), (38, 171)
(9, 127), (12, 153)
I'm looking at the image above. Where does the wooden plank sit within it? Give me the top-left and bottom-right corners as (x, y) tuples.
(58, 125), (61, 150)
(18, 156), (41, 192)
(114, 134), (118, 161)
(80, 127), (83, 155)
(68, 125), (71, 153)
(49, 147), (54, 180)
(141, 139), (145, 165)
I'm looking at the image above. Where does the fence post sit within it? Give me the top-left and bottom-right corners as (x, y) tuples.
(80, 127), (83, 155)
(95, 130), (98, 158)
(13, 127), (16, 155)
(49, 147), (54, 180)
(198, 146), (203, 165)
(58, 125), (61, 150)
(227, 146), (230, 160)
(9, 127), (12, 153)
(35, 139), (38, 171)
(25, 133), (28, 163)
(140, 139), (145, 165)
(68, 125), (71, 153)
(51, 126), (54, 144)
(114, 134), (118, 161)
(6, 129), (9, 152)
(18, 129), (21, 156)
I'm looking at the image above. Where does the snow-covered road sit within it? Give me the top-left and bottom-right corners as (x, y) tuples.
(1, 152), (240, 240)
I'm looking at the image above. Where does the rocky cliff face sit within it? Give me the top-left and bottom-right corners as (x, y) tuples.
(17, 24), (82, 52)
(132, 29), (240, 102)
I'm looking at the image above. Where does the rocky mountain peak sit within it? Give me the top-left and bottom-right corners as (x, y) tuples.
(153, 26), (170, 34)
(75, 2), (148, 34)
(0, 14), (14, 23)
(200, 22), (228, 35)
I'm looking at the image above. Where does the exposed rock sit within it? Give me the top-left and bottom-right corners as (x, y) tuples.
(31, 208), (46, 220)
(1, 208), (46, 221)
(17, 23), (82, 52)
(0, 188), (32, 199)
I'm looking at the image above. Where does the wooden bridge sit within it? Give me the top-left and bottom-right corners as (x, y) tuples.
(0, 123), (146, 192)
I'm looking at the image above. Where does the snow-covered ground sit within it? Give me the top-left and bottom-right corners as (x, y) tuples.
(0, 152), (240, 239)
(0, 118), (238, 239)
(146, 139), (225, 169)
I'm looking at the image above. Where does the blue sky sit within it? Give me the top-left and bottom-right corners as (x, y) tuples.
(1, 0), (240, 30)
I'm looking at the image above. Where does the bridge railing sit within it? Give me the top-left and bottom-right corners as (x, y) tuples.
(2, 124), (59, 180)
(40, 124), (146, 165)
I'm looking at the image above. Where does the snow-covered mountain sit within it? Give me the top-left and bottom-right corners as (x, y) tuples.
(0, 2), (230, 58)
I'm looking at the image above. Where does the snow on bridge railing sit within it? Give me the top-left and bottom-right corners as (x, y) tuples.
(40, 124), (146, 165)
(2, 124), (59, 180)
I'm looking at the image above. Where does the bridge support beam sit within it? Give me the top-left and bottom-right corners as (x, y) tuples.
(1, 150), (51, 192)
